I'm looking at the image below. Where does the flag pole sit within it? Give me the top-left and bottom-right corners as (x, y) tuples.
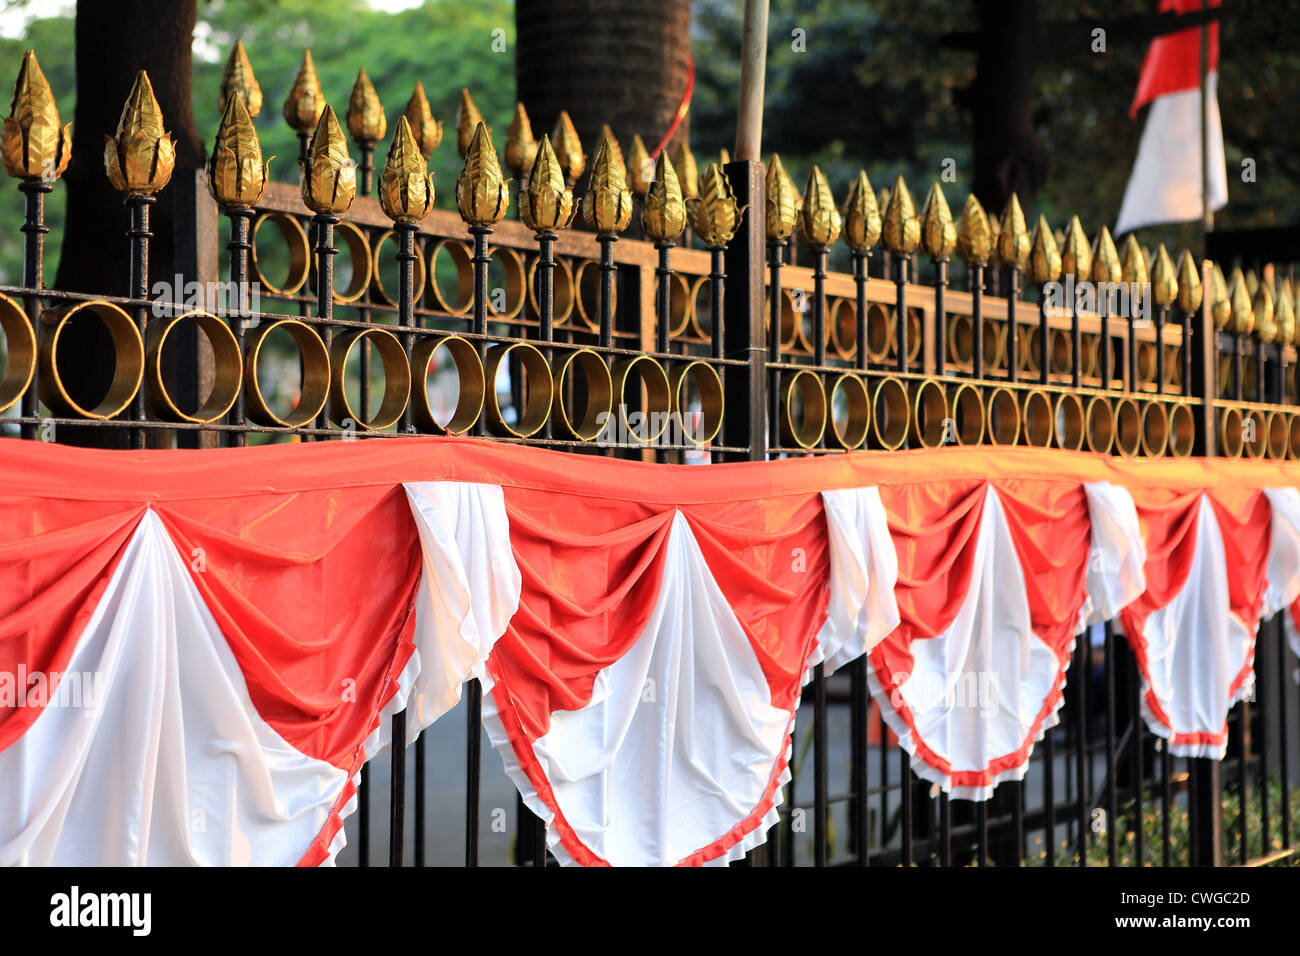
(1200, 0), (1212, 257)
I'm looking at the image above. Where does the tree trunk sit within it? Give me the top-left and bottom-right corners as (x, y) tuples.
(54, 0), (204, 447)
(515, 0), (693, 165)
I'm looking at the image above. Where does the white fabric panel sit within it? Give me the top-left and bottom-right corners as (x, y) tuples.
(0, 511), (346, 866)
(812, 486), (901, 677)
(1115, 74), (1229, 236)
(1081, 481), (1147, 630)
(1129, 494), (1250, 759)
(867, 487), (1064, 801)
(484, 510), (793, 866)
(1262, 488), (1300, 620)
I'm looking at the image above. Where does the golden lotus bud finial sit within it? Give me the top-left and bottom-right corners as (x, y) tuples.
(299, 104), (356, 215)
(456, 121), (510, 228)
(1120, 233), (1148, 286)
(218, 40), (262, 118)
(596, 124), (626, 178)
(1228, 267), (1254, 335)
(379, 115), (434, 224)
(104, 70), (175, 196)
(1245, 269), (1260, 298)
(987, 212), (1002, 265)
(580, 134), (633, 236)
(456, 88), (486, 158)
(627, 134), (654, 197)
(283, 50), (325, 135)
(551, 110), (584, 185)
(346, 67), (386, 144)
(1027, 214), (1061, 284)
(841, 170), (881, 253)
(518, 134), (575, 236)
(1175, 250), (1202, 313)
(1209, 262), (1231, 328)
(1092, 226), (1122, 286)
(3, 49), (72, 182)
(1276, 282), (1296, 345)
(504, 102), (538, 177)
(1150, 244), (1178, 308)
(1252, 282), (1276, 342)
(688, 162), (748, 248)
(765, 154), (800, 242)
(208, 91), (270, 208)
(881, 175), (920, 256)
(996, 194), (1029, 269)
(641, 150), (686, 244)
(672, 140), (698, 200)
(800, 165), (842, 247)
(1060, 216), (1091, 281)
(718, 147), (730, 167)
(404, 82), (443, 158)
(920, 182), (956, 260)
(955, 195), (992, 265)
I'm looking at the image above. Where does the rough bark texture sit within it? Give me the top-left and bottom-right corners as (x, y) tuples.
(54, 0), (205, 447)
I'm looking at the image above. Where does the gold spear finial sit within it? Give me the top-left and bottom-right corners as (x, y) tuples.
(1092, 226), (1122, 286)
(841, 170), (881, 254)
(1150, 244), (1178, 308)
(580, 133), (633, 236)
(456, 88), (486, 158)
(404, 81), (442, 158)
(987, 211), (1002, 266)
(283, 50), (325, 135)
(641, 150), (686, 244)
(456, 121), (510, 227)
(208, 91), (271, 208)
(627, 133), (654, 197)
(380, 115), (433, 224)
(1027, 214), (1061, 284)
(688, 162), (747, 248)
(346, 67), (386, 144)
(955, 194), (993, 265)
(518, 134), (574, 236)
(504, 102), (537, 178)
(218, 40), (262, 118)
(299, 104), (356, 215)
(996, 193), (1029, 269)
(1120, 233), (1148, 286)
(1228, 267), (1254, 335)
(1176, 250), (1202, 313)
(1209, 262), (1231, 328)
(1061, 216), (1091, 281)
(920, 182), (956, 260)
(1276, 281), (1296, 345)
(800, 165), (842, 247)
(765, 154), (800, 242)
(596, 124), (626, 178)
(2, 49), (72, 182)
(104, 70), (175, 196)
(1245, 268), (1260, 298)
(1253, 281), (1277, 342)
(718, 147), (730, 166)
(551, 110), (584, 185)
(673, 140), (699, 201)
(881, 175), (919, 256)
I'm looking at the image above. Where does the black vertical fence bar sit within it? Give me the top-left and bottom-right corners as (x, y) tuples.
(1258, 623), (1270, 854)
(358, 763), (370, 867)
(1279, 620), (1292, 850)
(1011, 782), (1023, 867)
(313, 214), (339, 433)
(1188, 759), (1201, 866)
(1255, 337), (1265, 403)
(1131, 657), (1144, 866)
(469, 226), (491, 437)
(1237, 699), (1249, 862)
(540, 232), (557, 442)
(853, 251), (869, 373)
(126, 195), (154, 449)
(1076, 633), (1088, 866)
(653, 241), (671, 464)
(813, 661), (828, 867)
(396, 222), (417, 433)
(18, 180), (50, 440)
(710, 247), (725, 362)
(769, 241), (786, 452)
(934, 258), (948, 376)
(389, 709), (406, 867)
(783, 721), (796, 866)
(1039, 293), (1050, 387)
(414, 731), (426, 867)
(895, 256), (908, 373)
(599, 235), (617, 351)
(1182, 308), (1194, 397)
(359, 144), (375, 197)
(1005, 266), (1020, 385)
(465, 679), (482, 867)
(1155, 307), (1166, 395)
(900, 744), (912, 866)
(851, 656), (869, 866)
(1233, 332), (1243, 401)
(976, 800), (987, 866)
(1100, 292), (1111, 394)
(971, 263), (984, 380)
(225, 208), (254, 446)
(1162, 745), (1172, 867)
(1104, 623), (1118, 865)
(878, 712), (888, 851)
(939, 792), (951, 867)
(1044, 726), (1055, 866)
(1127, 300), (1138, 395)
(1070, 277), (1082, 389)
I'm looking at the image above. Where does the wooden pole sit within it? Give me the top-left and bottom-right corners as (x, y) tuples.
(734, 0), (769, 161)
(1199, 0), (1212, 256)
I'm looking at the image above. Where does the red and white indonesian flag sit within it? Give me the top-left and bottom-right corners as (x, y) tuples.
(1114, 0), (1227, 237)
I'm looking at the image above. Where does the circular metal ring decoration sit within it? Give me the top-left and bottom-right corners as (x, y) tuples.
(428, 239), (476, 315)
(865, 302), (892, 364)
(574, 258), (616, 333)
(1266, 409), (1289, 460)
(777, 287), (803, 353)
(251, 211), (311, 296)
(780, 368), (827, 449)
(1085, 396), (1115, 455)
(307, 220), (372, 305)
(410, 334), (485, 435)
(947, 314), (975, 373)
(145, 310), (242, 423)
(690, 274), (723, 344)
(39, 299), (144, 420)
(872, 376), (909, 450)
(1114, 397), (1142, 458)
(1140, 401), (1170, 458)
(986, 385), (1020, 445)
(551, 348), (614, 441)
(1217, 406), (1244, 459)
(370, 229), (428, 308)
(488, 247), (527, 321)
(243, 318), (330, 428)
(1021, 389), (1054, 447)
(949, 381), (985, 445)
(328, 327), (411, 431)
(1136, 342), (1157, 389)
(1049, 329), (1072, 377)
(904, 308), (923, 365)
(485, 341), (554, 438)
(661, 271), (693, 339)
(1054, 392), (1086, 451)
(1167, 402), (1196, 458)
(0, 292), (36, 415)
(1289, 413), (1300, 461)
(526, 254), (576, 327)
(827, 371), (870, 450)
(910, 377), (948, 448)
(829, 298), (858, 361)
(670, 360), (725, 447)
(1243, 407), (1268, 460)
(613, 354), (673, 444)
(1079, 334), (1100, 381)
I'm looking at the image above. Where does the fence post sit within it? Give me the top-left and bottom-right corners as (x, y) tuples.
(723, 159), (766, 463)
(170, 169), (220, 449)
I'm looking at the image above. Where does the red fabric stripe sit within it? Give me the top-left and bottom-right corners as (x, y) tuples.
(1130, 0), (1220, 116)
